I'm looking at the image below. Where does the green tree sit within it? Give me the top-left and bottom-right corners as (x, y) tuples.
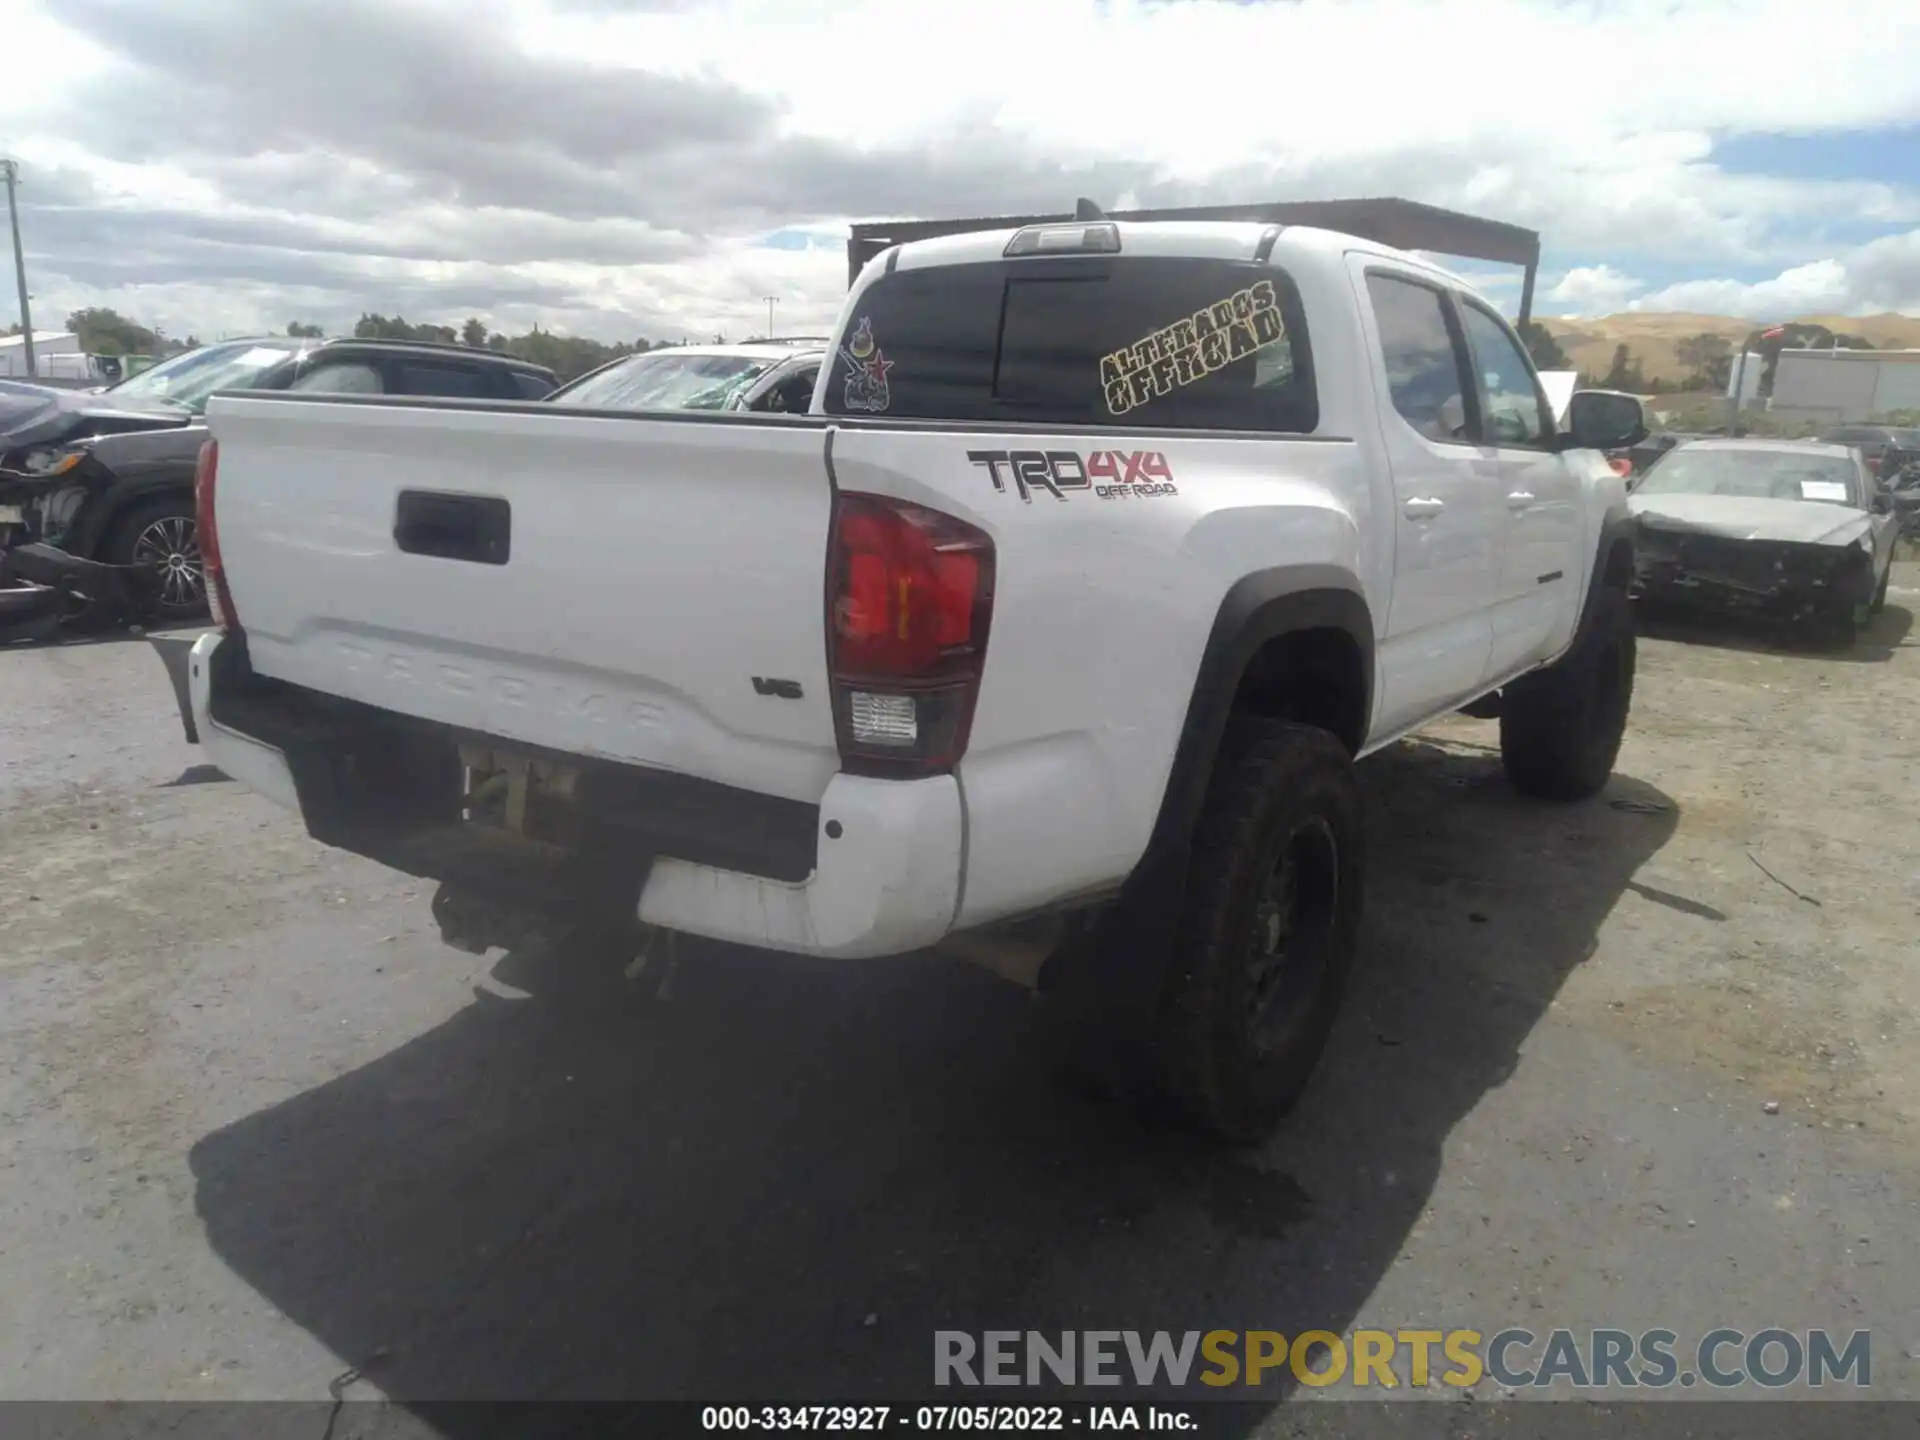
(66, 306), (160, 356)
(1517, 320), (1569, 371)
(460, 317), (489, 348)
(1674, 333), (1733, 390)
(285, 321), (324, 338)
(352, 313), (456, 344)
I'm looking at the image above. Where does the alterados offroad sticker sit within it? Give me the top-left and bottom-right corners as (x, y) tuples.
(968, 448), (1176, 503)
(1099, 280), (1285, 416)
(839, 316), (894, 413)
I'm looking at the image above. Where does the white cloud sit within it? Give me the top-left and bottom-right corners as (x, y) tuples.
(1539, 229), (1920, 320)
(3, 0), (1920, 343)
(1544, 265), (1646, 318)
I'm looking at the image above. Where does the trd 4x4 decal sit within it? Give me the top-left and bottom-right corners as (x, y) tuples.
(967, 449), (1177, 503)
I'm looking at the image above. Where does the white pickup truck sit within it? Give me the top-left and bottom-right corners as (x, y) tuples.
(183, 217), (1646, 1138)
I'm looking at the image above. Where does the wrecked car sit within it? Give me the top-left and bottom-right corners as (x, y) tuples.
(1629, 438), (1899, 645)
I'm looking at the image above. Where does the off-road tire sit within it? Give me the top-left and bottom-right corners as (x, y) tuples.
(1500, 581), (1635, 801)
(1153, 719), (1364, 1142)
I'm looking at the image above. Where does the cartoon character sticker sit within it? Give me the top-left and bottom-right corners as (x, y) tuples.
(839, 316), (894, 413)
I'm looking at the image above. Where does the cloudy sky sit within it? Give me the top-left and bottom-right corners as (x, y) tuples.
(2, 0), (1918, 345)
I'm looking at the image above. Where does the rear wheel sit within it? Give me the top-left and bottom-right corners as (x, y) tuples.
(1153, 720), (1364, 1141)
(1500, 583), (1635, 801)
(106, 496), (206, 621)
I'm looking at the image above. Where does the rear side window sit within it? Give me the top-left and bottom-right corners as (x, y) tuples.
(1365, 273), (1470, 444)
(395, 362), (490, 398)
(824, 257), (1316, 432)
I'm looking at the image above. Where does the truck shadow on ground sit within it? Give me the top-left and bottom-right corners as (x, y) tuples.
(188, 738), (1677, 1429)
(1635, 599), (1913, 664)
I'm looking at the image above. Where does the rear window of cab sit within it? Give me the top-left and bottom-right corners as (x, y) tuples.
(823, 256), (1317, 434)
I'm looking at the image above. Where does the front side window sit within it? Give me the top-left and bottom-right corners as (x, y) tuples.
(1457, 301), (1548, 448)
(748, 363), (821, 413)
(823, 255), (1317, 433)
(1365, 273), (1470, 445)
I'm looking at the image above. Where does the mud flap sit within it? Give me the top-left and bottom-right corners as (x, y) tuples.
(146, 629), (207, 744)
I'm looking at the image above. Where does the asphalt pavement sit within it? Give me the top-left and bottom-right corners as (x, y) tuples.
(3, 614), (1919, 1434)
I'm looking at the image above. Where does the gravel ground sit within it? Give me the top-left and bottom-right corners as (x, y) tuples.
(3, 574), (1919, 1428)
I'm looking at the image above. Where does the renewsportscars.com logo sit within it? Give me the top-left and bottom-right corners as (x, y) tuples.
(934, 1328), (1872, 1391)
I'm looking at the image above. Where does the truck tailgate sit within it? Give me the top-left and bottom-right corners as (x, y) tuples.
(205, 395), (840, 804)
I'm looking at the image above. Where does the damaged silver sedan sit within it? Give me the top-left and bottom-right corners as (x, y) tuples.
(1629, 438), (1899, 646)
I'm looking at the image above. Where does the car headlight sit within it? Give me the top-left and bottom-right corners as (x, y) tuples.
(18, 445), (87, 477)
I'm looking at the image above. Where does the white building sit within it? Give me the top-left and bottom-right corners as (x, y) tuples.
(1769, 347), (1920, 424)
(0, 330), (87, 378)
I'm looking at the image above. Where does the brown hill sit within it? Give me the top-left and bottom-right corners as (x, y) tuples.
(1537, 311), (1920, 385)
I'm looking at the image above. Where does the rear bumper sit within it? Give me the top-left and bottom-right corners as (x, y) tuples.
(188, 632), (963, 959)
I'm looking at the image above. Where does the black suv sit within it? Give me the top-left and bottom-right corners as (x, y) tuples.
(0, 337), (558, 619)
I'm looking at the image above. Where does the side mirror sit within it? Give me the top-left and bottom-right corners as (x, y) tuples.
(1566, 389), (1649, 451)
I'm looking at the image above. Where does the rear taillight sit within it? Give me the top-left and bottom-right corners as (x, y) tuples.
(194, 439), (240, 631)
(827, 492), (995, 775)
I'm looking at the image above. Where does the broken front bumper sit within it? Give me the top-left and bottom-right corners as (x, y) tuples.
(0, 563), (65, 642)
(1632, 526), (1874, 621)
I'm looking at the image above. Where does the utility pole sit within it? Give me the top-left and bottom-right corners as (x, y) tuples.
(763, 295), (778, 340)
(3, 158), (35, 378)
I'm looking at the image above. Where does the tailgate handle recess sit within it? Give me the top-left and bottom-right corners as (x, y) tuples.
(394, 490), (511, 566)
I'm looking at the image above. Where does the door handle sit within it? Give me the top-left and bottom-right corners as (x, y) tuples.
(1506, 491), (1536, 510)
(1403, 497), (1445, 519)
